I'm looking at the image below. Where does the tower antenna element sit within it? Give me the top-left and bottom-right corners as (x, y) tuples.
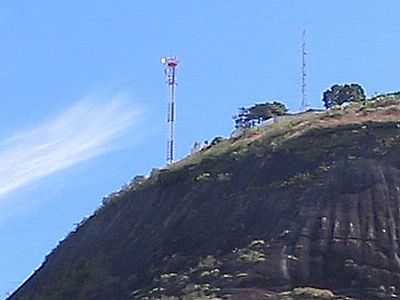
(300, 29), (308, 111)
(161, 56), (179, 165)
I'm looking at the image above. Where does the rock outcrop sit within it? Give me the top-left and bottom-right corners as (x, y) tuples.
(9, 97), (400, 300)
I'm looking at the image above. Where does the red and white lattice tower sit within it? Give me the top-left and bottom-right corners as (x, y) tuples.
(161, 56), (179, 165)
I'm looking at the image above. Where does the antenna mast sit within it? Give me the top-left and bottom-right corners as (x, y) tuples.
(300, 29), (308, 111)
(161, 56), (179, 165)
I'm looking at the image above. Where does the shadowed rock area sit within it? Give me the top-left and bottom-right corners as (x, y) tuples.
(9, 97), (400, 300)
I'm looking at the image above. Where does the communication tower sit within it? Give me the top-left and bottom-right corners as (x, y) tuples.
(161, 56), (179, 165)
(300, 29), (308, 111)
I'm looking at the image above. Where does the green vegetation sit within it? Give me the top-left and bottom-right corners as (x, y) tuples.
(322, 83), (366, 108)
(135, 240), (270, 299)
(195, 172), (212, 182)
(97, 91), (400, 208)
(237, 248), (266, 263)
(233, 101), (288, 129)
(287, 287), (335, 299)
(165, 91), (400, 179)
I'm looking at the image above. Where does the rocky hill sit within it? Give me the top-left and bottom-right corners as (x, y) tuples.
(9, 93), (400, 300)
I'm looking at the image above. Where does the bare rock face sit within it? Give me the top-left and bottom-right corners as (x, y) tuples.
(281, 159), (400, 291)
(9, 121), (400, 300)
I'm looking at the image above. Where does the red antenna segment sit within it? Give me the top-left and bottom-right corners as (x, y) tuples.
(161, 56), (179, 165)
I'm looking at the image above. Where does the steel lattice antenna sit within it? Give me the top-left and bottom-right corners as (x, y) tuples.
(161, 56), (179, 165)
(300, 29), (308, 111)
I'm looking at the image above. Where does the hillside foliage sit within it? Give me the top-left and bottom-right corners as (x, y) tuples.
(233, 101), (288, 129)
(322, 83), (366, 108)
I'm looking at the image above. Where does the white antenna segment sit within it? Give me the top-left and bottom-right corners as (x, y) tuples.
(300, 29), (308, 111)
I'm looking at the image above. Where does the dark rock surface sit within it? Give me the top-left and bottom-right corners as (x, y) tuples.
(9, 105), (400, 299)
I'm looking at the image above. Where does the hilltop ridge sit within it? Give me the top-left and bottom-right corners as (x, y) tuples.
(9, 92), (400, 300)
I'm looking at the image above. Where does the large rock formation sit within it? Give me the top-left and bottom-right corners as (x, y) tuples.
(9, 96), (400, 299)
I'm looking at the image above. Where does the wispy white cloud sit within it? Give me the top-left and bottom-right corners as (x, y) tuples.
(0, 95), (141, 198)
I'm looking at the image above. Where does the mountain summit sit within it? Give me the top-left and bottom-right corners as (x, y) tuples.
(9, 93), (400, 300)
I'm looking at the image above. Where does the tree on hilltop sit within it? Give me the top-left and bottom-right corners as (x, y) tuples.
(234, 101), (288, 129)
(322, 83), (366, 109)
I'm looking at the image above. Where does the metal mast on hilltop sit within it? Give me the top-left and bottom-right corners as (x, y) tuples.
(300, 29), (308, 111)
(161, 56), (179, 165)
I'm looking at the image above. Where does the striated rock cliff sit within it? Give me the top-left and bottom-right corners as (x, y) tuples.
(9, 95), (400, 300)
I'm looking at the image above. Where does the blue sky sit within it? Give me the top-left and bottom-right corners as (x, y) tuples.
(1, 0), (400, 297)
